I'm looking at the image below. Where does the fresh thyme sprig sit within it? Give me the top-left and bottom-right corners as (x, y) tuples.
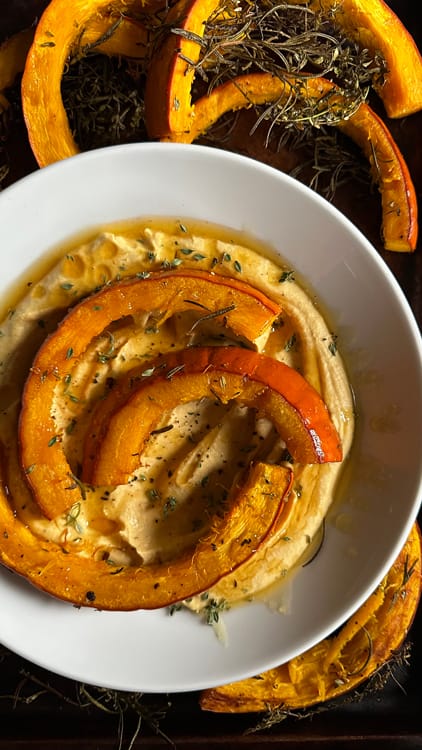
(70, 15), (126, 62)
(201, 595), (229, 625)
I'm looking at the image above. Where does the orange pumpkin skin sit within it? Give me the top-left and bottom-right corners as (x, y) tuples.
(144, 0), (419, 252)
(146, 0), (422, 134)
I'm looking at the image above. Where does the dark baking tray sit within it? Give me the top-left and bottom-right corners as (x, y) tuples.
(1, 1), (421, 747)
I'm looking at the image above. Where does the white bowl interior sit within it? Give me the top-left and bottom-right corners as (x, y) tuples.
(0, 142), (421, 692)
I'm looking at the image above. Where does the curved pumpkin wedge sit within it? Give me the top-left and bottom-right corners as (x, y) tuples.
(21, 0), (151, 166)
(337, 103), (418, 252)
(19, 269), (281, 519)
(289, 0), (422, 119)
(200, 522), (422, 712)
(145, 0), (222, 139)
(177, 73), (417, 251)
(0, 454), (293, 610)
(86, 346), (342, 486)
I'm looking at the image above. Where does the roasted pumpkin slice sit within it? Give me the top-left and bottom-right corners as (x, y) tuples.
(21, 0), (151, 166)
(0, 454), (293, 610)
(200, 522), (422, 712)
(175, 73), (417, 252)
(19, 269), (281, 519)
(145, 0), (222, 139)
(85, 346), (342, 486)
(291, 0), (422, 118)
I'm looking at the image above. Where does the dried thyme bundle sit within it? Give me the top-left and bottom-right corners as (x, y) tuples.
(178, 0), (381, 199)
(176, 0), (386, 122)
(61, 53), (147, 152)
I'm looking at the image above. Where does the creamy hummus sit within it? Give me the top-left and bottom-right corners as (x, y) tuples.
(0, 219), (354, 611)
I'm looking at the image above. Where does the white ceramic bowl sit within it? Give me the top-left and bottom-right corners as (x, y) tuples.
(0, 142), (421, 692)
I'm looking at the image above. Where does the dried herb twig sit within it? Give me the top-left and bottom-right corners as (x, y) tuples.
(288, 127), (370, 201)
(175, 0), (386, 126)
(2, 661), (174, 750)
(61, 54), (147, 151)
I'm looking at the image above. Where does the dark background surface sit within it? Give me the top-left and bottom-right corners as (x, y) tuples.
(0, 1), (421, 747)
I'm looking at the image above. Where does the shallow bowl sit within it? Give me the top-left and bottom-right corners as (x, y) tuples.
(0, 142), (421, 692)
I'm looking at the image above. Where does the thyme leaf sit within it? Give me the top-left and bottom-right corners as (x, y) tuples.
(203, 597), (228, 625)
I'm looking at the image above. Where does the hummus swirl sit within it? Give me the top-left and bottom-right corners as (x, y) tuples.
(0, 220), (354, 609)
